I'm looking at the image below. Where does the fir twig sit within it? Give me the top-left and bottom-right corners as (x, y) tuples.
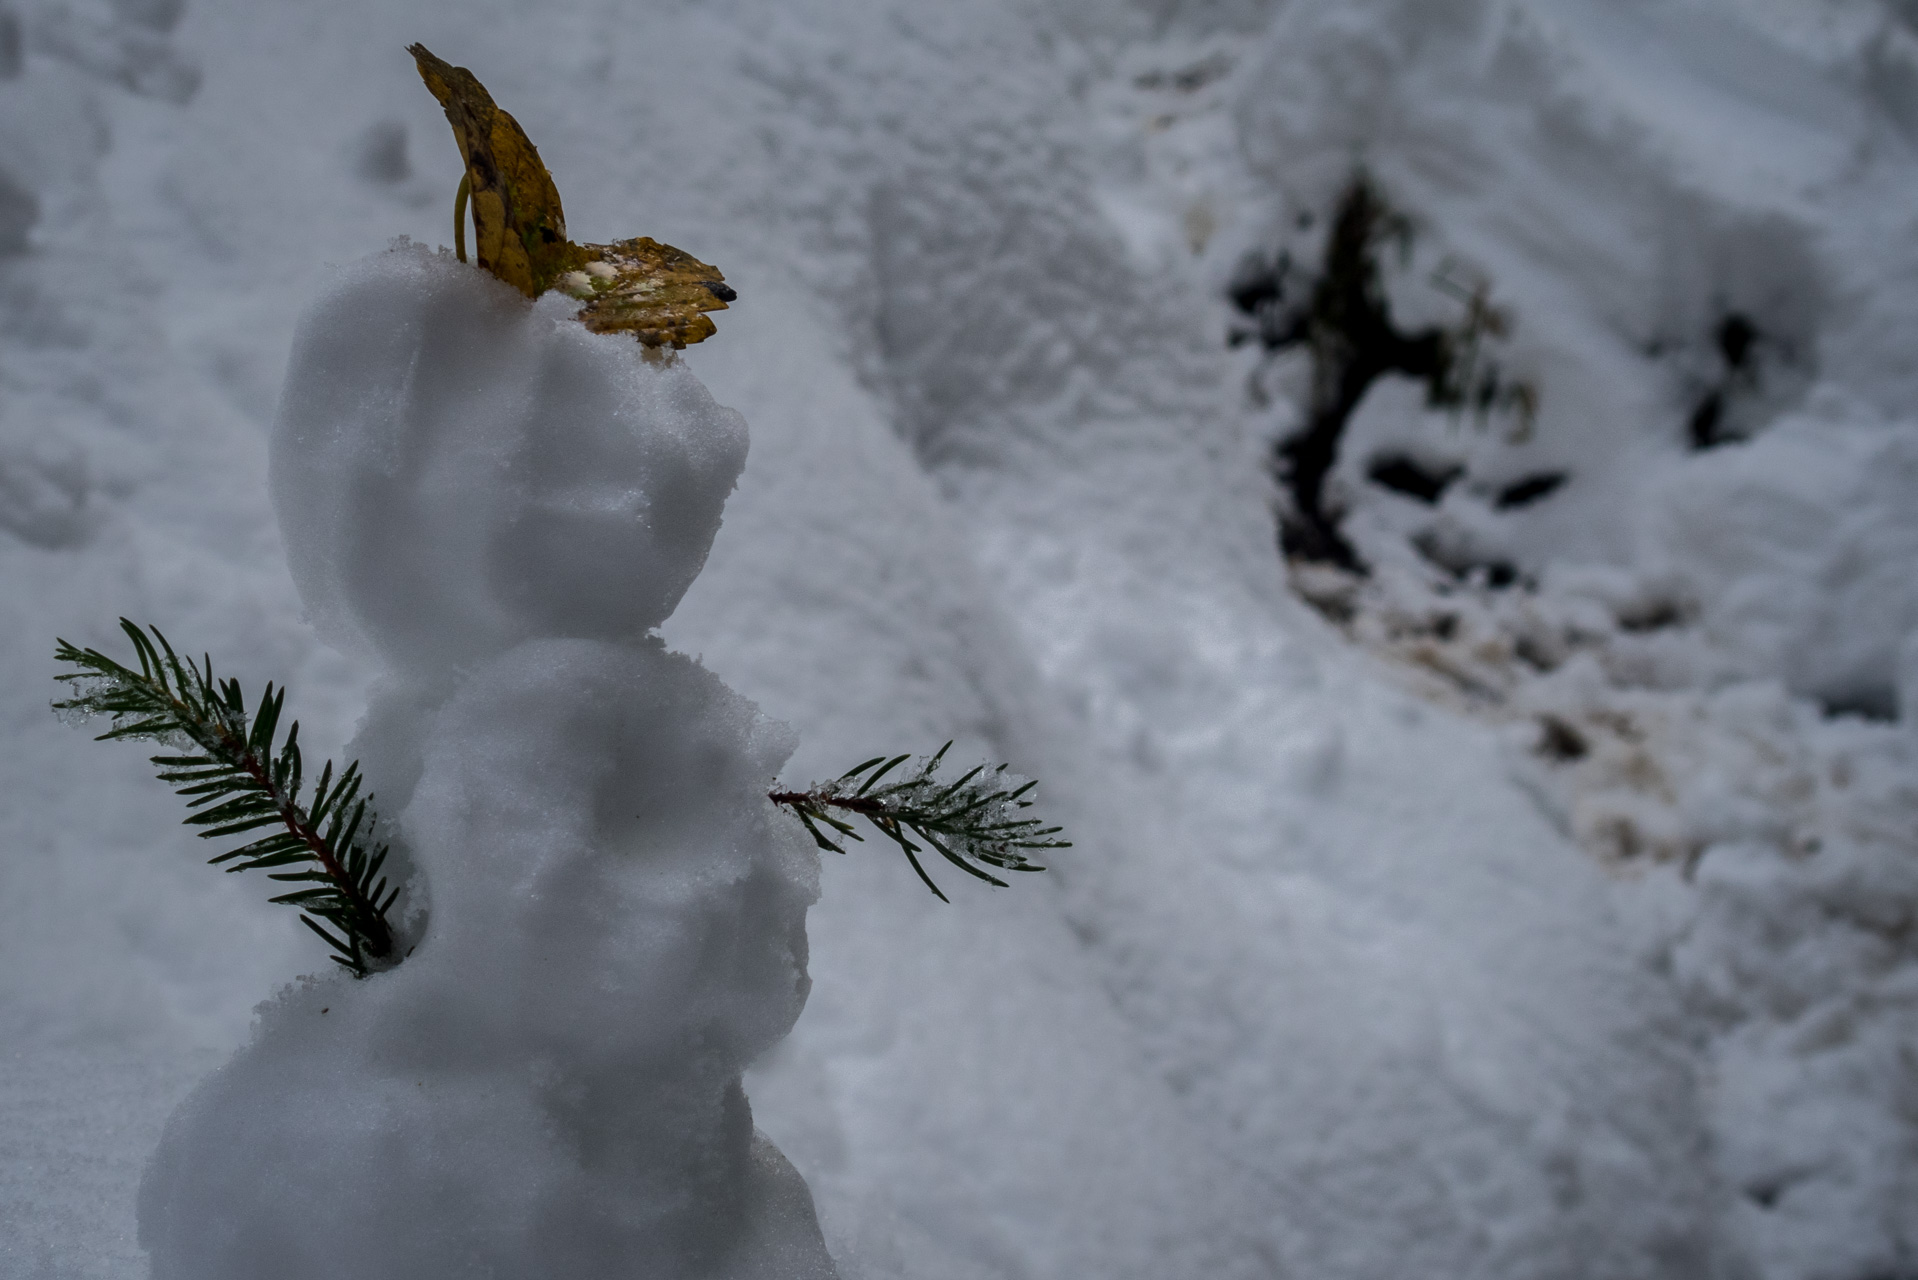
(52, 619), (399, 977)
(769, 743), (1069, 902)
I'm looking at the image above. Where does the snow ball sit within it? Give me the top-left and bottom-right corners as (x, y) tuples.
(271, 241), (747, 676)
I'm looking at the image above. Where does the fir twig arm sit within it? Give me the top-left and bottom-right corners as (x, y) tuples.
(769, 743), (1069, 903)
(52, 620), (399, 977)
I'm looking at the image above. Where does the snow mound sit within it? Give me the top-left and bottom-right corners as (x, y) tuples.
(1652, 411), (1918, 719)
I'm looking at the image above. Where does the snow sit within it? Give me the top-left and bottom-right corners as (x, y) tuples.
(144, 244), (833, 1277)
(144, 638), (834, 1278)
(271, 244), (747, 676)
(3, 0), (1916, 1277)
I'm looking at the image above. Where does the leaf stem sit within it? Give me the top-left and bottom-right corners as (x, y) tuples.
(453, 172), (470, 264)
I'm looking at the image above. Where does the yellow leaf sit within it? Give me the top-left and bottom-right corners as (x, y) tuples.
(408, 43), (569, 297)
(409, 44), (734, 348)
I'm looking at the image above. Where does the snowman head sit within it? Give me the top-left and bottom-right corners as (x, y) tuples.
(271, 244), (747, 676)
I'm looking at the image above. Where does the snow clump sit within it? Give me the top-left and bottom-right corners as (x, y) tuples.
(137, 241), (838, 1280)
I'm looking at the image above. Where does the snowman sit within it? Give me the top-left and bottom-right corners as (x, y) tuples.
(137, 241), (840, 1280)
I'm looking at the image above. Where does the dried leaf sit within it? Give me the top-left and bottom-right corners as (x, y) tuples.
(558, 238), (736, 350)
(408, 43), (570, 297)
(409, 44), (733, 348)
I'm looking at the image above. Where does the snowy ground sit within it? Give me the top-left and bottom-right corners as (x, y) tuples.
(3, 0), (1916, 1276)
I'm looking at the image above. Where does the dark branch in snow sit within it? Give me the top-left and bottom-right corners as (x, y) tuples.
(1230, 172), (1537, 571)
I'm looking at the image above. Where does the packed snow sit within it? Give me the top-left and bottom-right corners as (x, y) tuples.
(135, 244), (836, 1278)
(2, 0), (1915, 1278)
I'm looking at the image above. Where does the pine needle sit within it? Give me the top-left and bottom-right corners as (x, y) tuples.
(769, 743), (1068, 903)
(52, 620), (399, 977)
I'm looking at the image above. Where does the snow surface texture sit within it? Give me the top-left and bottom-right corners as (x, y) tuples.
(4, 0), (1916, 1278)
(141, 247), (836, 1278)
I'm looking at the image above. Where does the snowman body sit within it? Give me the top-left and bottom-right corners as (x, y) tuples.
(139, 244), (836, 1280)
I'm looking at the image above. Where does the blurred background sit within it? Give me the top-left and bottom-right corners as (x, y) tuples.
(2, 1), (1915, 1276)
